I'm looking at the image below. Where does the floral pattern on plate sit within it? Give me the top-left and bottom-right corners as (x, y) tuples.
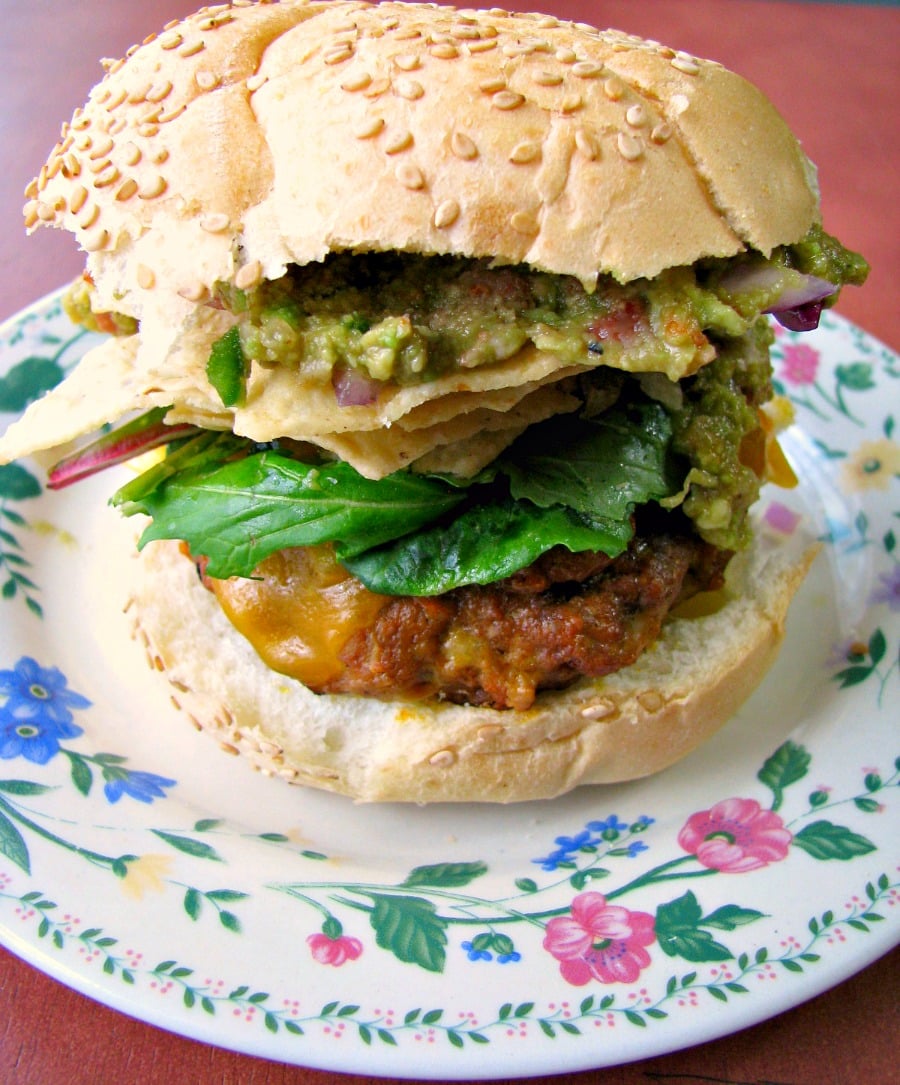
(0, 295), (897, 1075)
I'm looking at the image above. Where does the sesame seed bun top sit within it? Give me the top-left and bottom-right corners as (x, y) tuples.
(25, 0), (819, 322)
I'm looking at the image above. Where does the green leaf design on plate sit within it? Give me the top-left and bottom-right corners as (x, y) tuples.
(792, 821), (877, 861)
(151, 830), (224, 862)
(401, 861), (488, 889)
(365, 893), (447, 973)
(0, 356), (65, 413)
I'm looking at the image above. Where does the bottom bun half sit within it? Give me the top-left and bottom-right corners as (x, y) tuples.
(128, 536), (816, 804)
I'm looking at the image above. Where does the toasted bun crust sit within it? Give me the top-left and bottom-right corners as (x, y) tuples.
(129, 536), (815, 803)
(26, 0), (818, 319)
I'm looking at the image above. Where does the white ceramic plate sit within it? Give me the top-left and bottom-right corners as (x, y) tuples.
(0, 293), (897, 1079)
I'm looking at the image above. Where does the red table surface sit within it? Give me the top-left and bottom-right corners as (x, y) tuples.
(0, 2), (897, 1083)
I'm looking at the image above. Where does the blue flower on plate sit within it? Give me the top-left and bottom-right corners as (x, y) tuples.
(0, 656), (91, 725)
(103, 769), (177, 805)
(0, 701), (83, 764)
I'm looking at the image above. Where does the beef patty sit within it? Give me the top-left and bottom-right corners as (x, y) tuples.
(201, 517), (730, 711)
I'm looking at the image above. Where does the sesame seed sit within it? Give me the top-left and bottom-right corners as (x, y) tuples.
(93, 164), (121, 188)
(511, 210), (539, 235)
(603, 76), (625, 101)
(246, 73), (268, 92)
(36, 201), (55, 222)
(650, 122), (673, 144)
(75, 133), (92, 151)
(478, 76), (506, 94)
(560, 93), (583, 113)
(324, 44), (354, 65)
(158, 104), (186, 124)
(492, 90), (525, 111)
(637, 690), (665, 713)
(77, 203), (99, 229)
(138, 123), (160, 138)
(533, 70), (563, 87)
(69, 184), (88, 213)
(137, 175), (167, 200)
(81, 227), (110, 252)
(428, 749), (457, 767)
(394, 53), (420, 71)
(115, 178), (139, 201)
(123, 142), (142, 166)
(555, 46), (576, 64)
(430, 41), (459, 59)
(104, 88), (128, 111)
(671, 54), (700, 75)
(88, 134), (114, 159)
(450, 131), (477, 159)
(341, 70), (372, 92)
(178, 40), (205, 59)
(509, 140), (541, 164)
(195, 70), (219, 91)
(177, 280), (208, 302)
(580, 698), (617, 720)
(395, 78), (424, 101)
(353, 115), (384, 139)
(670, 93), (690, 116)
(234, 260), (263, 290)
(198, 12), (233, 31)
(136, 264), (156, 289)
(200, 212), (230, 233)
(466, 39), (497, 54)
(572, 60), (604, 78)
(384, 129), (413, 154)
(147, 79), (174, 102)
(617, 132), (643, 161)
(364, 77), (391, 98)
(626, 104), (648, 128)
(433, 198), (460, 228)
(396, 162), (425, 190)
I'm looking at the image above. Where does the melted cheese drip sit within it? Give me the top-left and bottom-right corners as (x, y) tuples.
(209, 546), (389, 688)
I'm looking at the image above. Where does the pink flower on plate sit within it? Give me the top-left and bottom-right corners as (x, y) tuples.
(678, 797), (792, 873)
(543, 891), (655, 986)
(307, 931), (363, 967)
(779, 342), (820, 385)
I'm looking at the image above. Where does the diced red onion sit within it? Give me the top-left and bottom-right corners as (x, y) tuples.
(718, 263), (836, 330)
(773, 300), (825, 332)
(332, 366), (380, 407)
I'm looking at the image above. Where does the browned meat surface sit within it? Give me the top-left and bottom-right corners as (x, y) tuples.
(329, 532), (730, 710)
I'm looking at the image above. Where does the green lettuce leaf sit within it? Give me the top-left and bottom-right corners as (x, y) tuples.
(502, 400), (679, 516)
(113, 396), (683, 591)
(122, 452), (465, 579)
(341, 498), (630, 595)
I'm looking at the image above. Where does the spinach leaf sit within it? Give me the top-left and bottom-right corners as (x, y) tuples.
(125, 452), (465, 579)
(341, 498), (630, 596)
(206, 326), (248, 407)
(502, 400), (679, 516)
(114, 394), (683, 590)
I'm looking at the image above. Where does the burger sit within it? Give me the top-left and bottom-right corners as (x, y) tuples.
(0, 1), (867, 801)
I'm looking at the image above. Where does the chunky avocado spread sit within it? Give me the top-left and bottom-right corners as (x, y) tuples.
(213, 224), (865, 389)
(68, 225), (867, 562)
